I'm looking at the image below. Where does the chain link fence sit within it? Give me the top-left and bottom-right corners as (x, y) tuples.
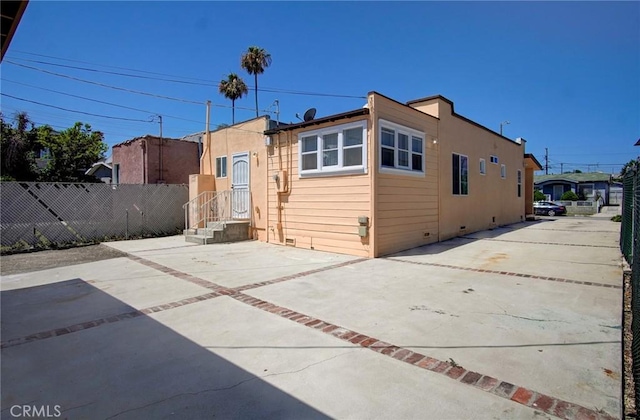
(621, 161), (640, 413)
(1, 182), (189, 251)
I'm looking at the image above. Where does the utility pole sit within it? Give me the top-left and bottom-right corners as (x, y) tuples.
(560, 163), (564, 174)
(205, 100), (211, 175)
(545, 148), (549, 175)
(157, 115), (163, 183)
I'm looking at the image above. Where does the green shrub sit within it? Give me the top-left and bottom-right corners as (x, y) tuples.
(560, 191), (579, 201)
(534, 190), (546, 201)
(611, 215), (622, 222)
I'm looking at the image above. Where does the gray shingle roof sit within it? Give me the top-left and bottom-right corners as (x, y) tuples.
(534, 172), (612, 184)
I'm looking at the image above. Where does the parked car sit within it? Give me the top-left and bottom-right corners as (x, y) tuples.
(533, 201), (567, 216)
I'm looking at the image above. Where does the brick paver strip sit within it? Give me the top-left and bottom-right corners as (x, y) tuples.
(459, 236), (619, 249)
(4, 252), (617, 418)
(228, 292), (617, 420)
(0, 291), (220, 349)
(386, 258), (621, 290)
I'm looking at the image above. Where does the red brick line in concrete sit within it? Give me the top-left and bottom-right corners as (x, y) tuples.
(230, 292), (616, 420)
(525, 229), (617, 234)
(126, 255), (235, 295)
(127, 255), (367, 293)
(387, 258), (622, 290)
(234, 258), (368, 292)
(460, 236), (619, 249)
(2, 257), (367, 349)
(0, 292), (221, 349)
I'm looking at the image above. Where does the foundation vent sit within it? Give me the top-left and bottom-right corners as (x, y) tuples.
(285, 238), (296, 246)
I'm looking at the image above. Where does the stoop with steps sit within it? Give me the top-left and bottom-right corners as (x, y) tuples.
(184, 220), (251, 245)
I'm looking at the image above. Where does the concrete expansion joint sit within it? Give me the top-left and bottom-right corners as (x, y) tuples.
(228, 290), (618, 420)
(385, 258), (622, 290)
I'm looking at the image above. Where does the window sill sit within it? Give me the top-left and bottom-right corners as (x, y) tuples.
(379, 167), (425, 177)
(299, 167), (367, 179)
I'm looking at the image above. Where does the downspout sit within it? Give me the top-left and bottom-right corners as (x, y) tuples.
(436, 116), (441, 242)
(369, 95), (377, 258)
(141, 139), (147, 183)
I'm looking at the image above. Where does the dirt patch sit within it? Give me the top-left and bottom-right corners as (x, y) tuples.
(0, 244), (128, 276)
(624, 267), (636, 418)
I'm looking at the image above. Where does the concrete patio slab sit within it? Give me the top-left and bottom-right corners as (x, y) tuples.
(1, 215), (623, 419)
(103, 238), (360, 289)
(246, 257), (621, 416)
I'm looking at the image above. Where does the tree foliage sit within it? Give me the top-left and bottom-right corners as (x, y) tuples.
(218, 73), (248, 124)
(40, 122), (107, 182)
(560, 191), (579, 201)
(534, 189), (546, 202)
(1, 112), (44, 181)
(620, 158), (639, 177)
(1, 113), (107, 182)
(240, 46), (272, 118)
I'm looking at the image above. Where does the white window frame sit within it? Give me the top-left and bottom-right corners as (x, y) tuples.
(378, 119), (425, 177)
(490, 155), (499, 164)
(452, 153), (469, 196)
(216, 156), (227, 178)
(501, 164), (506, 179)
(298, 121), (367, 178)
(517, 169), (522, 197)
(479, 158), (486, 175)
(112, 163), (120, 185)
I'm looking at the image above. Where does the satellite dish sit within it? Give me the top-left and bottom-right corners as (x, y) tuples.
(303, 108), (316, 122)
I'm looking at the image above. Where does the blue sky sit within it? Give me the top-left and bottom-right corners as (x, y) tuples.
(1, 1), (638, 174)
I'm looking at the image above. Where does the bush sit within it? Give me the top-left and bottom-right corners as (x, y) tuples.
(611, 215), (622, 222)
(534, 190), (546, 202)
(560, 191), (579, 201)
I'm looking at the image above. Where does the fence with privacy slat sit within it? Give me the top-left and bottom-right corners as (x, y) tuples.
(1, 182), (188, 250)
(621, 162), (640, 411)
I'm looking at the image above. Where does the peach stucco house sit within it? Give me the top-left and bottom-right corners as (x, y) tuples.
(187, 92), (542, 258)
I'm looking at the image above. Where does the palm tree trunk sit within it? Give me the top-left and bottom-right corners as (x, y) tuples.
(232, 99), (235, 124)
(254, 74), (259, 118)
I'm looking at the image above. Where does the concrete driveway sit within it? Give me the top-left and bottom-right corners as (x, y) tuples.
(1, 216), (622, 419)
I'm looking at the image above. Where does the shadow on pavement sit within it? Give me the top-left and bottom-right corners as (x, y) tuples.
(387, 220), (553, 257)
(1, 279), (328, 420)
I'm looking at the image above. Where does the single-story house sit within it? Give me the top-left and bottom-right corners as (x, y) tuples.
(189, 92), (542, 258)
(112, 135), (200, 184)
(534, 172), (618, 205)
(85, 156), (113, 183)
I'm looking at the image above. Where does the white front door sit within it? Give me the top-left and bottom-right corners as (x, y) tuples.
(232, 152), (250, 219)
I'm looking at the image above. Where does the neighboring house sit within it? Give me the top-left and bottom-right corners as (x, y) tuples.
(189, 92), (542, 258)
(112, 135), (199, 184)
(84, 156), (113, 183)
(534, 172), (617, 205)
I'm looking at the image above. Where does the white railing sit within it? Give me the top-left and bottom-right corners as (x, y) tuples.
(182, 190), (250, 230)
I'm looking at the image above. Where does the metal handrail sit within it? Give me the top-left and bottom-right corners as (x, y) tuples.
(183, 190), (251, 230)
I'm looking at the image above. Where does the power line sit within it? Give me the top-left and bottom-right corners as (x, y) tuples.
(8, 53), (367, 99)
(2, 79), (208, 126)
(6, 61), (273, 113)
(5, 61), (205, 105)
(1, 93), (154, 123)
(10, 50), (216, 82)
(10, 57), (210, 87)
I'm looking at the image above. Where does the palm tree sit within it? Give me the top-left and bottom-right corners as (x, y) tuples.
(240, 46), (272, 118)
(218, 73), (248, 124)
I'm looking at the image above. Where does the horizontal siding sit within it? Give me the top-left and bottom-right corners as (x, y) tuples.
(371, 94), (440, 257)
(267, 126), (372, 257)
(377, 231), (438, 256)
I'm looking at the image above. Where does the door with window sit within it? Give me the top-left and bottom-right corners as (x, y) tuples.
(231, 152), (250, 219)
(553, 185), (564, 201)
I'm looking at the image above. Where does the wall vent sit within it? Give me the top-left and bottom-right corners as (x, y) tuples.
(285, 238), (296, 246)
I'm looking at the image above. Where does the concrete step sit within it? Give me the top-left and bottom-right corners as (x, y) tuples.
(196, 227), (223, 236)
(184, 234), (218, 245)
(184, 221), (251, 244)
